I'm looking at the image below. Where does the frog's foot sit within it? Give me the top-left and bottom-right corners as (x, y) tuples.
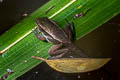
(64, 20), (76, 41)
(48, 56), (59, 59)
(32, 29), (46, 41)
(48, 53), (66, 59)
(48, 43), (68, 56)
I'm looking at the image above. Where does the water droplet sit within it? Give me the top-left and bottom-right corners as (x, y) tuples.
(35, 71), (38, 74)
(22, 13), (28, 17)
(37, 51), (40, 53)
(7, 69), (12, 73)
(77, 75), (80, 78)
(24, 60), (27, 63)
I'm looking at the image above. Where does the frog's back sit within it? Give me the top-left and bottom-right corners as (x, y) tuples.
(36, 17), (71, 43)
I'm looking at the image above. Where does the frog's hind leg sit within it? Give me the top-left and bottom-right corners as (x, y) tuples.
(64, 20), (76, 41)
(48, 43), (68, 56)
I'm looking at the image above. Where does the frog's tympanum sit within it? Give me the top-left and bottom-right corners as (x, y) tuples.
(32, 17), (111, 73)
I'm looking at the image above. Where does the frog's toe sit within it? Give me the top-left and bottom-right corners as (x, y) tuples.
(48, 56), (58, 60)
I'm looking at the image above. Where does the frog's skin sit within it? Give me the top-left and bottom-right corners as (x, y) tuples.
(33, 17), (87, 59)
(35, 17), (71, 43)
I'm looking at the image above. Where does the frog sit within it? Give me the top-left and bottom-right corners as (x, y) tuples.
(33, 17), (87, 59)
(32, 17), (111, 73)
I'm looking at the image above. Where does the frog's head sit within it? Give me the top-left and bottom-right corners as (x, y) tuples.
(36, 17), (49, 28)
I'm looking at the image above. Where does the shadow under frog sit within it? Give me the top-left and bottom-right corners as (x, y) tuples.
(32, 17), (87, 59)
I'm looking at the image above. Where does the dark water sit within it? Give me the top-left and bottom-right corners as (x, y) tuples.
(0, 0), (49, 34)
(0, 0), (120, 80)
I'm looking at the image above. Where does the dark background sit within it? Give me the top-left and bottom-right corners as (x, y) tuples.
(0, 0), (120, 80)
(0, 0), (49, 34)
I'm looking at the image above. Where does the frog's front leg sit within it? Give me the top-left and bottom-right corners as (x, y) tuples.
(32, 29), (46, 41)
(48, 43), (68, 56)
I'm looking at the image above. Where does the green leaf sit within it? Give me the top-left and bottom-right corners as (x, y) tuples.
(0, 0), (120, 79)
